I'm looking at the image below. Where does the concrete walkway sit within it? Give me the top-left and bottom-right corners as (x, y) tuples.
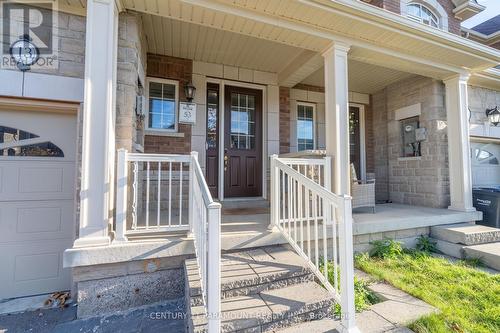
(0, 298), (186, 333)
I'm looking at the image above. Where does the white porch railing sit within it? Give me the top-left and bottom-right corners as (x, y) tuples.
(270, 154), (358, 332)
(115, 149), (221, 332)
(278, 155), (331, 190)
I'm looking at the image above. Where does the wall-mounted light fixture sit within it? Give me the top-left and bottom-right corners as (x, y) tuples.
(486, 106), (500, 127)
(184, 81), (196, 102)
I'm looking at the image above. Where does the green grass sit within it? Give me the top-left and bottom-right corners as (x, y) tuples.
(355, 252), (500, 333)
(320, 260), (380, 314)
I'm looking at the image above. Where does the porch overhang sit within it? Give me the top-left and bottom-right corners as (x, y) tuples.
(115, 0), (500, 80)
(469, 68), (500, 91)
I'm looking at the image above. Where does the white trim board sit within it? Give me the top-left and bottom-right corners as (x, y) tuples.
(0, 70), (84, 103)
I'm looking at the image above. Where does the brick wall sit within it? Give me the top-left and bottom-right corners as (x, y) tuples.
(144, 54), (193, 154)
(364, 0), (461, 35)
(372, 76), (450, 208)
(279, 87), (291, 154)
(437, 0), (461, 35)
(366, 0), (400, 13)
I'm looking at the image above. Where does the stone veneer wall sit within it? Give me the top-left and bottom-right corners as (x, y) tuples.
(145, 54), (193, 154)
(468, 85), (500, 129)
(353, 227), (430, 253)
(372, 76), (450, 208)
(1, 8), (86, 78)
(116, 12), (147, 152)
(373, 89), (390, 201)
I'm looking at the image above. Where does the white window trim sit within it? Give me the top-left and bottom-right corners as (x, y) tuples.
(145, 77), (179, 135)
(400, 0), (448, 31)
(296, 101), (316, 151)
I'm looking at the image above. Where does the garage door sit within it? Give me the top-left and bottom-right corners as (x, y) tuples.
(471, 141), (500, 187)
(0, 108), (77, 300)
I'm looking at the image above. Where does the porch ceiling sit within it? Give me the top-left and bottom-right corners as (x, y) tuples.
(140, 13), (305, 74)
(302, 60), (415, 94)
(120, 0), (499, 80)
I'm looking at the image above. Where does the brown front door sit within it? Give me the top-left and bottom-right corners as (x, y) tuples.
(224, 86), (262, 198)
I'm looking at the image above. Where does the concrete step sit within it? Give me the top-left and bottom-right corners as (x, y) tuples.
(430, 223), (500, 246)
(185, 245), (314, 308)
(219, 281), (335, 333)
(433, 238), (465, 259)
(220, 245), (314, 299)
(464, 242), (500, 271)
(222, 199), (270, 210)
(274, 318), (339, 332)
(185, 245), (335, 333)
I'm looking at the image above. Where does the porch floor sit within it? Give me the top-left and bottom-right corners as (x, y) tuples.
(220, 203), (482, 251)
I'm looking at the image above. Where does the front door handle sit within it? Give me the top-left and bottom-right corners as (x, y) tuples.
(224, 155), (229, 171)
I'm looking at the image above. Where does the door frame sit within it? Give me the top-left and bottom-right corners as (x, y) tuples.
(206, 78), (267, 201)
(349, 103), (366, 180)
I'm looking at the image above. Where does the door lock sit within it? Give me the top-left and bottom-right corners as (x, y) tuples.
(224, 155), (228, 171)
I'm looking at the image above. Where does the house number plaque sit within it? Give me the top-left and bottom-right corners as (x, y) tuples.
(179, 102), (197, 124)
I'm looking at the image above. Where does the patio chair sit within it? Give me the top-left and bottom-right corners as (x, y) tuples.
(350, 164), (376, 213)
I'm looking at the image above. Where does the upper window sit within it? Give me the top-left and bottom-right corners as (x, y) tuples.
(147, 78), (179, 132)
(297, 103), (315, 151)
(407, 3), (439, 28)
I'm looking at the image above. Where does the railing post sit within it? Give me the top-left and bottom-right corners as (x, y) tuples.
(269, 154), (280, 231)
(115, 149), (128, 242)
(339, 196), (360, 333)
(324, 156), (334, 225)
(324, 155), (332, 191)
(207, 202), (221, 332)
(188, 151), (198, 238)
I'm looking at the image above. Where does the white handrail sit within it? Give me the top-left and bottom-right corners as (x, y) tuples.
(189, 152), (221, 333)
(270, 154), (359, 332)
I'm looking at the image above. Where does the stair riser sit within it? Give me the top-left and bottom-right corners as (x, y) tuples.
(189, 272), (315, 307)
(222, 273), (314, 299)
(430, 224), (500, 246)
(262, 306), (334, 332)
(220, 302), (335, 333)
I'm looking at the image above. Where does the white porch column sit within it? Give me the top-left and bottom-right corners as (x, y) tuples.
(444, 74), (475, 212)
(73, 0), (119, 247)
(322, 42), (351, 195)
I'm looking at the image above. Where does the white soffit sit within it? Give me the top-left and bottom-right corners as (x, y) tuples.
(300, 60), (415, 94)
(141, 13), (305, 74)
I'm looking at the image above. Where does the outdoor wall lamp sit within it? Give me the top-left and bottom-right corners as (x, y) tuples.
(184, 81), (196, 102)
(486, 106), (500, 127)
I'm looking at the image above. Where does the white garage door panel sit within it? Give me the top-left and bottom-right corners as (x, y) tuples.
(0, 239), (73, 299)
(0, 161), (75, 201)
(0, 108), (77, 300)
(0, 200), (74, 242)
(0, 110), (77, 160)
